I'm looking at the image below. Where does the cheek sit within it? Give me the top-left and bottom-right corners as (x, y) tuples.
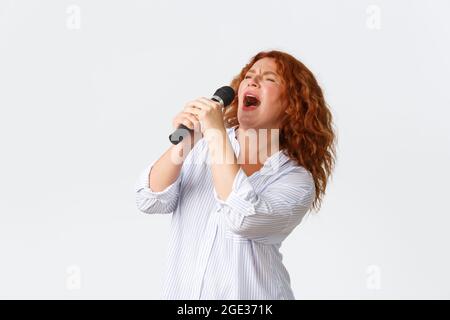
(264, 89), (285, 116)
(263, 87), (282, 105)
(238, 81), (247, 96)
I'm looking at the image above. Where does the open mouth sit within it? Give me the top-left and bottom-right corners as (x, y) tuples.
(244, 94), (261, 108)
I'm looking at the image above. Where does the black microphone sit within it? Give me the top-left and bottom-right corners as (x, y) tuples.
(168, 86), (235, 145)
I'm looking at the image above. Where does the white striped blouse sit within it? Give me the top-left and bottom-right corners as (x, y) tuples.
(135, 125), (315, 299)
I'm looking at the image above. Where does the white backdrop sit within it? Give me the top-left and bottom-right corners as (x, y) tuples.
(1, 0), (449, 299)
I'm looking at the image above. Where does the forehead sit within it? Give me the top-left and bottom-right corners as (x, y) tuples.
(248, 57), (278, 73)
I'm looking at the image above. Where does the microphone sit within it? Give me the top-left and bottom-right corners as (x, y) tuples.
(168, 86), (235, 145)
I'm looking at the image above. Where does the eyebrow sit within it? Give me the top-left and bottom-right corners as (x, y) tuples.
(246, 69), (279, 77)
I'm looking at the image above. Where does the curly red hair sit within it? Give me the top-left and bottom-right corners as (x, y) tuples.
(224, 50), (337, 212)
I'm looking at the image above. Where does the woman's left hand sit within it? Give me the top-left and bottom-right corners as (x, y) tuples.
(183, 97), (226, 140)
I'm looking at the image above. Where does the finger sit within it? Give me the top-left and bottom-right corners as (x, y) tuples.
(183, 105), (202, 117)
(198, 97), (221, 109)
(181, 118), (195, 130)
(185, 99), (210, 111)
(183, 100), (202, 111)
(183, 111), (198, 122)
(183, 111), (201, 132)
(183, 112), (200, 130)
(175, 116), (195, 130)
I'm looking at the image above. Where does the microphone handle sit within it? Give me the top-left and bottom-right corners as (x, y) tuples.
(168, 123), (192, 145)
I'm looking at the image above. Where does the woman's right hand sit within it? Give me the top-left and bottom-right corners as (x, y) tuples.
(172, 109), (201, 132)
(172, 107), (202, 146)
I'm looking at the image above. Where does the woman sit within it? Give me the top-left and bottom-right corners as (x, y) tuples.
(135, 50), (337, 299)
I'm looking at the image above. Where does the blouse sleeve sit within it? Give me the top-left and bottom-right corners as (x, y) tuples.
(213, 166), (315, 244)
(135, 159), (183, 214)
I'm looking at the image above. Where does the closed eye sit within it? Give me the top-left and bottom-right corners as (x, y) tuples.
(245, 75), (276, 82)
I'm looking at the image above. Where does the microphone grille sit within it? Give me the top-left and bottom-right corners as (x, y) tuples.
(213, 86), (235, 107)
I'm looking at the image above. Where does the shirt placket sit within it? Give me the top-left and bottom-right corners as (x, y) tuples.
(192, 127), (240, 298)
(191, 207), (220, 299)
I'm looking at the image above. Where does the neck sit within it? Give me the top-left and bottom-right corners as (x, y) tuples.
(235, 125), (280, 165)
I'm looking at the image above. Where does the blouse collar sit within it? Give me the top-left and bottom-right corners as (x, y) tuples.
(226, 125), (292, 172)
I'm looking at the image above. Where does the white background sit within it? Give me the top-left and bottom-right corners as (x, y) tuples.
(1, 0), (449, 299)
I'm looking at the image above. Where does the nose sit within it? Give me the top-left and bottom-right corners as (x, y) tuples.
(247, 76), (260, 88)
